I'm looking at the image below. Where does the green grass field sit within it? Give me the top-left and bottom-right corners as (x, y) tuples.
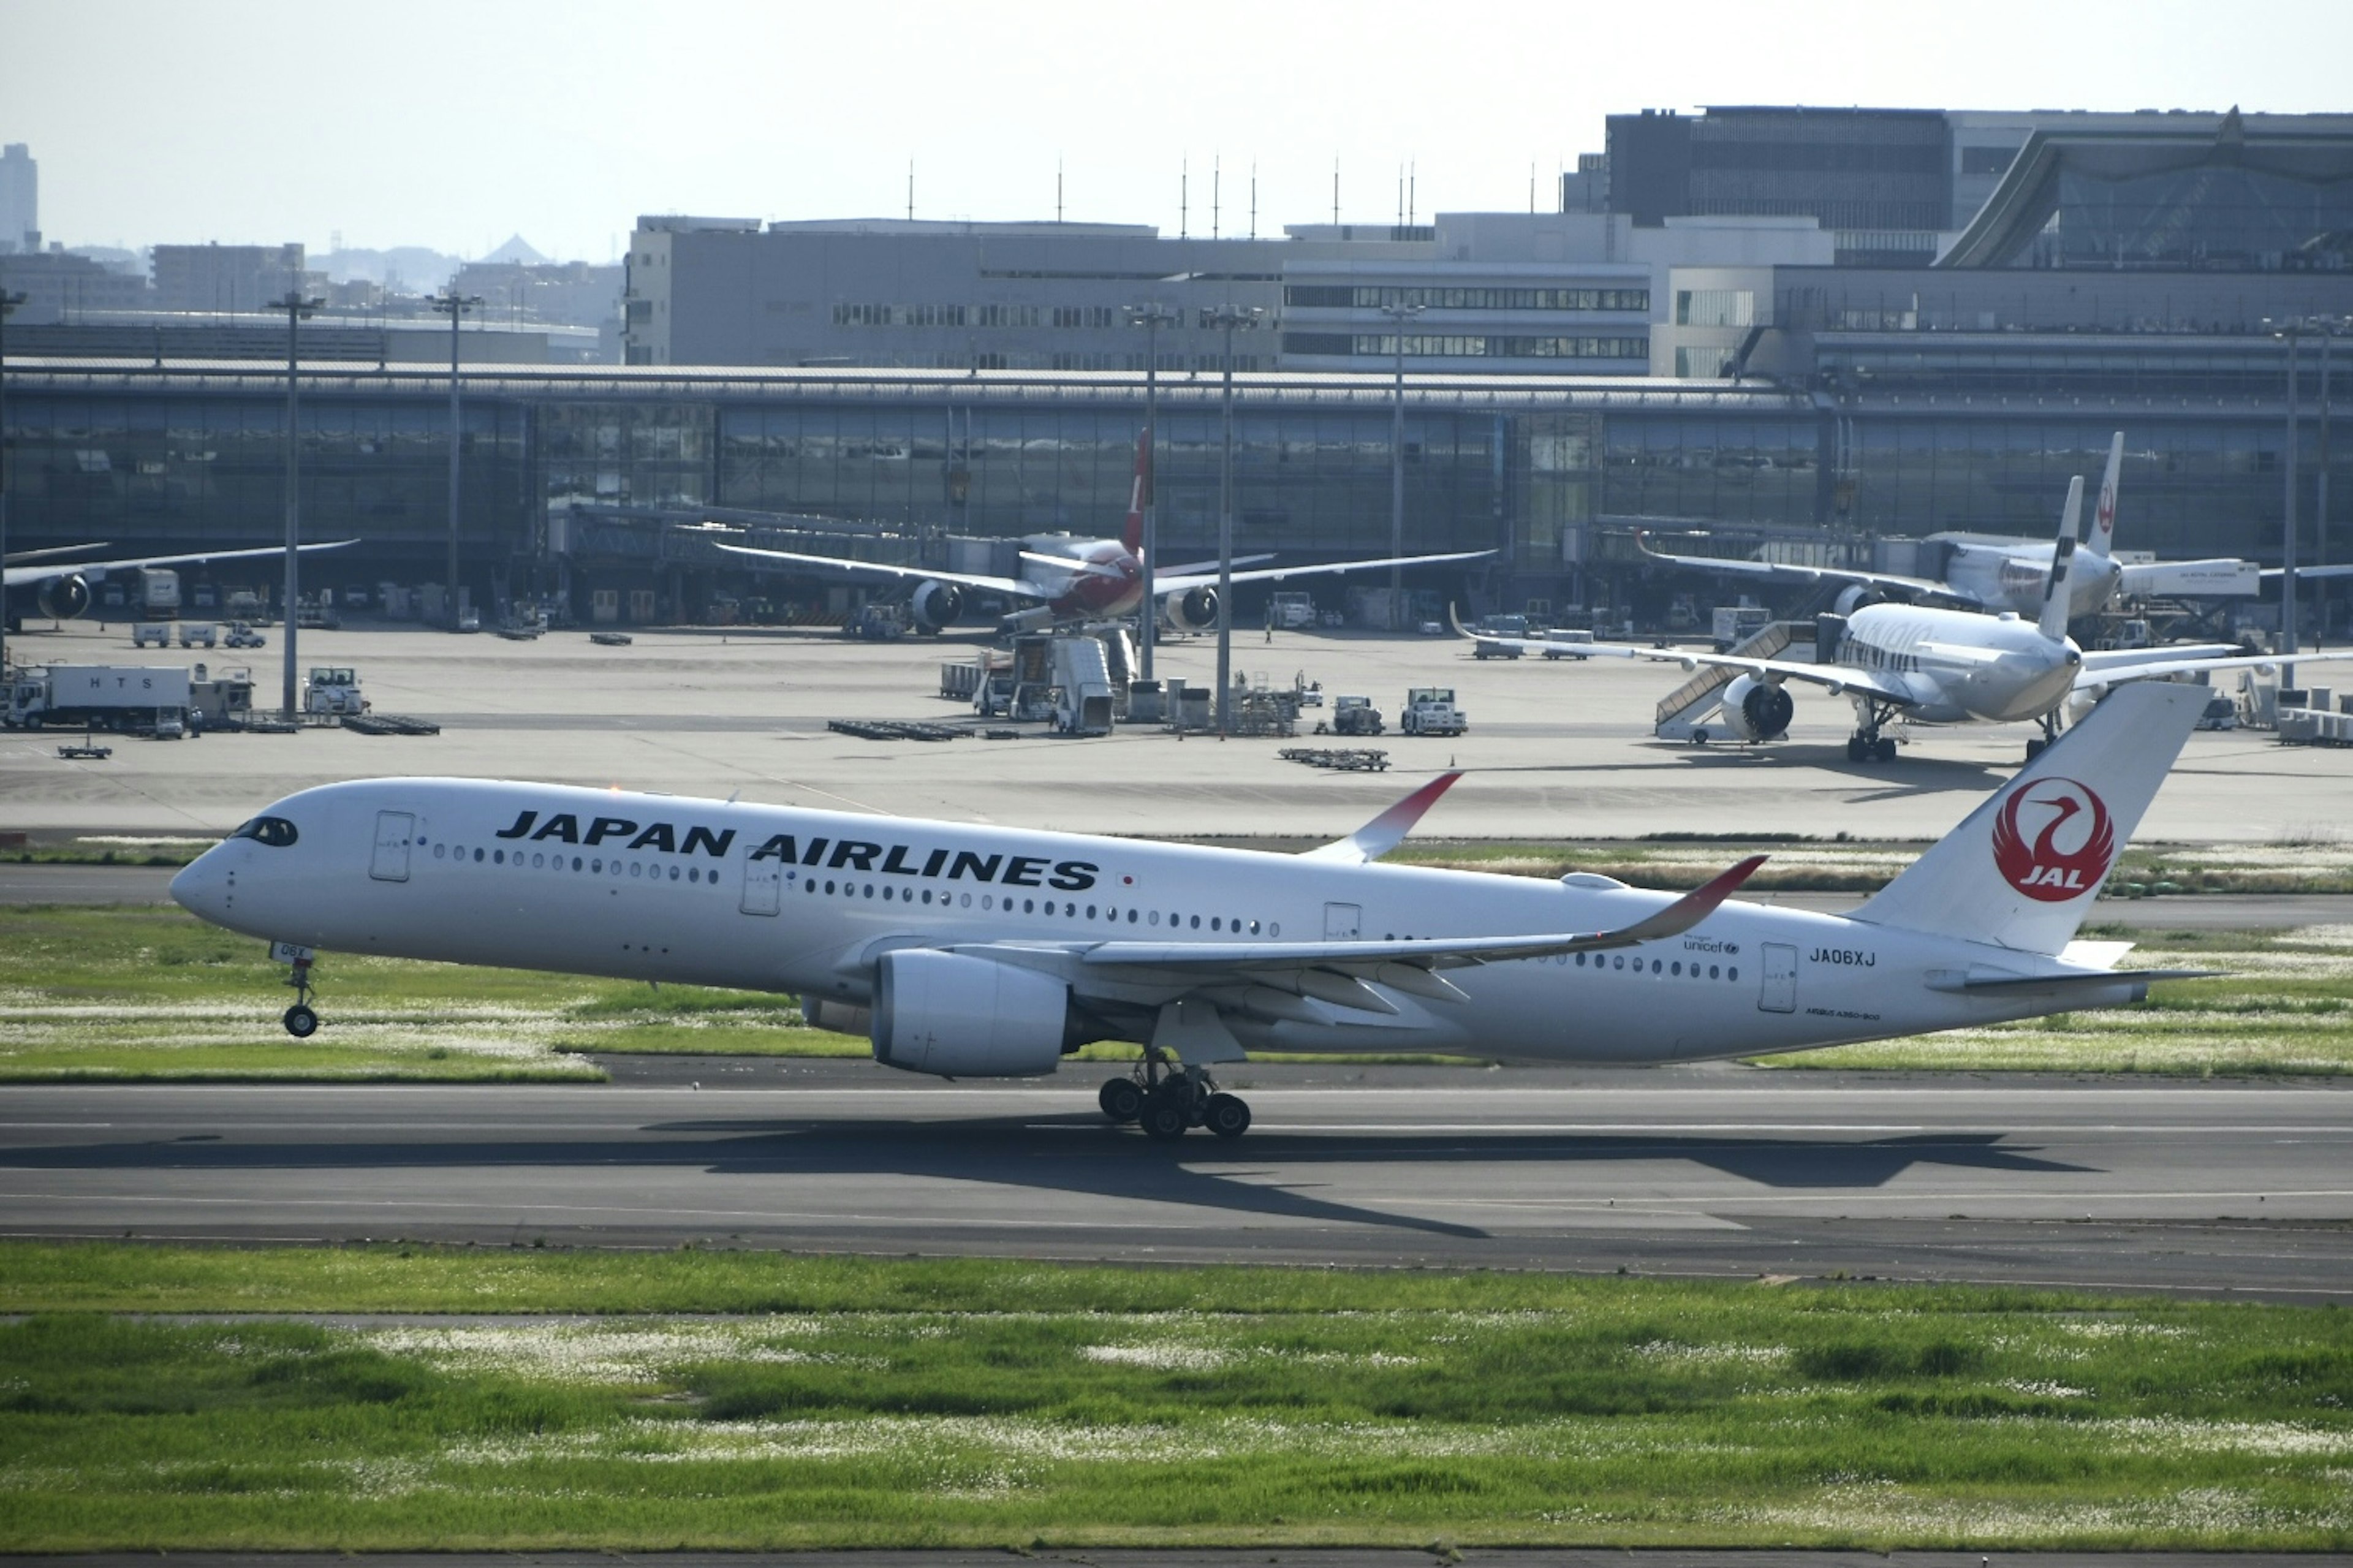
(0, 1243), (2346, 1551)
(7, 902), (2353, 1079)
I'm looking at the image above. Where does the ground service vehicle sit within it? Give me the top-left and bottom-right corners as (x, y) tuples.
(6, 664), (192, 735)
(301, 667), (368, 718)
(1330, 695), (1384, 735)
(1401, 686), (1467, 736)
(1048, 637), (1116, 736)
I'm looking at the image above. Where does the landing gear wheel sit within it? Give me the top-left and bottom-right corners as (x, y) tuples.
(1098, 1077), (1144, 1123)
(1846, 737), (1865, 762)
(1139, 1097), (1189, 1141)
(1873, 737), (1898, 763)
(2025, 737), (2047, 761)
(1203, 1092), (1252, 1140)
(282, 1003), (319, 1039)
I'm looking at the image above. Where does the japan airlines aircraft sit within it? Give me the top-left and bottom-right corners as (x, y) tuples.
(4, 539), (358, 626)
(708, 433), (1490, 634)
(172, 681), (2210, 1142)
(1638, 433), (2261, 618)
(1488, 477), (2340, 762)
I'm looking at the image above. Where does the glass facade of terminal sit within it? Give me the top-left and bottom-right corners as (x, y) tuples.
(3, 368), (2345, 603)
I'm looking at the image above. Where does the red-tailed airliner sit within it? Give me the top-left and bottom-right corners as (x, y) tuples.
(172, 683), (2211, 1142)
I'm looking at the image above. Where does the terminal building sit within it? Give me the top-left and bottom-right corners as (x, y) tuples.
(4, 108), (2352, 631)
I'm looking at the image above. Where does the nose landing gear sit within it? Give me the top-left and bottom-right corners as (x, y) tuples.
(273, 942), (320, 1038)
(1100, 1052), (1251, 1141)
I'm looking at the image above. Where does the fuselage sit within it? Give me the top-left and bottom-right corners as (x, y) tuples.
(1835, 602), (2081, 725)
(170, 778), (2132, 1069)
(1931, 535), (2121, 619)
(1020, 534), (1145, 619)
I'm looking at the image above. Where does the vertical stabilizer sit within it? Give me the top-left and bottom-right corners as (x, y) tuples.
(2037, 475), (2083, 642)
(1849, 682), (2203, 955)
(2086, 431), (2123, 560)
(1121, 430), (1151, 556)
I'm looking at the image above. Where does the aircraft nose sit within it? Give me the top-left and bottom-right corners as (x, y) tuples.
(170, 849), (231, 923)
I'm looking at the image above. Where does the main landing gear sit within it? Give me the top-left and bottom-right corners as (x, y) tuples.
(2024, 710), (2063, 763)
(1845, 700), (1901, 763)
(1098, 1052), (1251, 1142)
(279, 947), (320, 1038)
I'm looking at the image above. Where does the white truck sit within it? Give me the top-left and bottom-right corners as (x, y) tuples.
(138, 567), (181, 620)
(1270, 591), (1317, 630)
(1400, 686), (1467, 737)
(6, 664), (193, 736)
(301, 666), (369, 718)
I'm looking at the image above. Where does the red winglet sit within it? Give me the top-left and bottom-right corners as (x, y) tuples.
(1306, 771), (1465, 863)
(1615, 854), (1769, 942)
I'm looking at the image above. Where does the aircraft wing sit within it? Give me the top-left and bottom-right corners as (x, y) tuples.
(4, 539), (357, 589)
(2260, 563), (2353, 582)
(1154, 548), (1494, 596)
(1468, 630), (1921, 706)
(1154, 553), (1276, 577)
(711, 542), (1039, 602)
(1636, 533), (1980, 608)
(2070, 648), (2353, 690)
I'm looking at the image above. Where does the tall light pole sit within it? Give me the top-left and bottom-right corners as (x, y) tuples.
(429, 288), (483, 628)
(267, 292), (322, 721)
(1379, 300), (1424, 627)
(1203, 304), (1262, 734)
(1125, 302), (1178, 681)
(0, 290), (25, 681)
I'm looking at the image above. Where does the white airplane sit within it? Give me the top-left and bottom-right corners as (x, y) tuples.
(1637, 433), (2262, 618)
(1486, 476), (2340, 763)
(4, 539), (358, 626)
(172, 681), (2211, 1142)
(705, 433), (1490, 634)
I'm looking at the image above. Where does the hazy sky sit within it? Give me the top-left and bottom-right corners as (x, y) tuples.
(5, 0), (2349, 263)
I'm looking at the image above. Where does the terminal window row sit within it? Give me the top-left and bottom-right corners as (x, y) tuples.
(834, 303), (1126, 330)
(1285, 284), (1651, 313)
(1284, 333), (1648, 361)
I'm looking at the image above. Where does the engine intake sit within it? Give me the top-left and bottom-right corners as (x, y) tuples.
(1162, 586), (1218, 632)
(910, 580), (963, 634)
(36, 574), (92, 621)
(1833, 584), (1885, 616)
(1720, 673), (1794, 742)
(871, 949), (1079, 1077)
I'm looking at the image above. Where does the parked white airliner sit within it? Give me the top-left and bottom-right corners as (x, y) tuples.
(172, 683), (2210, 1141)
(4, 539), (358, 625)
(1494, 476), (2339, 762)
(1638, 433), (2263, 617)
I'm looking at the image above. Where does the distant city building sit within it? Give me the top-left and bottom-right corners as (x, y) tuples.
(453, 258), (623, 333)
(0, 248), (150, 321)
(0, 143), (35, 254)
(150, 242), (309, 313)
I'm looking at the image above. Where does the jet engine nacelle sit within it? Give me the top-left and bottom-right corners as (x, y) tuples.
(1833, 584), (1885, 616)
(36, 574), (93, 621)
(1162, 586), (1218, 633)
(870, 949), (1078, 1078)
(1720, 673), (1795, 742)
(909, 580), (963, 634)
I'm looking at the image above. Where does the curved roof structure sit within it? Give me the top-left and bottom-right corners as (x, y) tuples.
(1939, 110), (2353, 269)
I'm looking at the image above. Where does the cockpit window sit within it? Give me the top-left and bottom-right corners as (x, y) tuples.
(231, 816), (300, 848)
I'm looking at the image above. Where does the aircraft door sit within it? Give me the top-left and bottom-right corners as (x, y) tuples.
(1323, 902), (1361, 940)
(1757, 942), (1797, 1013)
(369, 812), (415, 882)
(740, 851), (782, 917)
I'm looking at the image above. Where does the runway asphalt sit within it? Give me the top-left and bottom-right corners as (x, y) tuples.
(6, 1066), (2349, 1300)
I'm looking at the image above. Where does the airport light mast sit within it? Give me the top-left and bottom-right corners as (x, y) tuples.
(0, 289), (25, 682)
(267, 292), (322, 721)
(1203, 304), (1262, 735)
(1379, 300), (1425, 627)
(429, 288), (483, 629)
(1126, 302), (1179, 681)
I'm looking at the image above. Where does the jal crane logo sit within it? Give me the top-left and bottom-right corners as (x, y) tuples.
(1990, 777), (2116, 901)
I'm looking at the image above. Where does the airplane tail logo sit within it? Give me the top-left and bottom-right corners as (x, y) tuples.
(1991, 778), (2116, 902)
(1122, 430), (1151, 555)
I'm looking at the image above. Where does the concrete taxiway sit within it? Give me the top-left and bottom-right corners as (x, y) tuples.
(3, 616), (2349, 844)
(5, 1068), (2348, 1299)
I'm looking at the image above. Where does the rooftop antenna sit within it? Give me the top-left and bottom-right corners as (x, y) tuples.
(1332, 156), (1340, 225)
(1409, 161), (1417, 227)
(1180, 156), (1189, 238)
(1056, 157), (1064, 224)
(1213, 154), (1221, 239)
(906, 160), (914, 222)
(1395, 164), (1403, 228)
(1249, 161), (1257, 240)
(1529, 161), (1537, 214)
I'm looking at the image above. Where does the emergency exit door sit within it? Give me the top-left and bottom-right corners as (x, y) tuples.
(1757, 942), (1797, 1013)
(740, 852), (782, 916)
(1323, 902), (1361, 940)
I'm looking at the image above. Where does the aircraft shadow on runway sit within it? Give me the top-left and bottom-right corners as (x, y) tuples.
(7, 1119), (2095, 1243)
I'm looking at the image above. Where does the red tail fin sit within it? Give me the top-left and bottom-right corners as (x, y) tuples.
(1122, 428), (1151, 555)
